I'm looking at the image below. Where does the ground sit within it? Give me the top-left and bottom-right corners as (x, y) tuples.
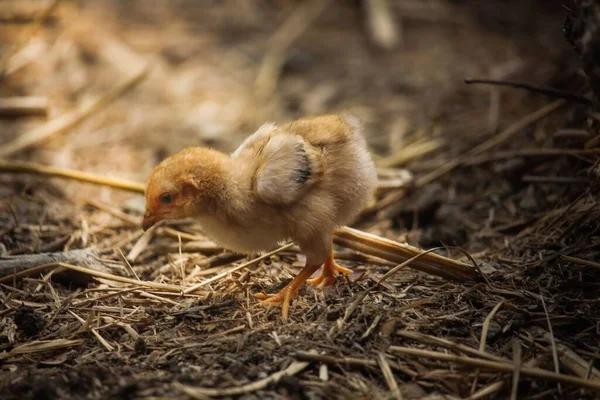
(1, 1), (600, 399)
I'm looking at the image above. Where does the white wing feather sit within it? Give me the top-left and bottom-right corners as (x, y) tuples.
(255, 133), (323, 205)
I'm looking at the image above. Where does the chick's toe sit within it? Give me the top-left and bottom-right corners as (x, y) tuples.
(256, 262), (322, 319)
(308, 251), (352, 287)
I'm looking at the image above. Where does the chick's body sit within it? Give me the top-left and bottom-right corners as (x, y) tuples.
(202, 114), (376, 262)
(143, 114), (377, 317)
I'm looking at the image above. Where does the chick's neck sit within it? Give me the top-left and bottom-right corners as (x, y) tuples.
(188, 150), (249, 218)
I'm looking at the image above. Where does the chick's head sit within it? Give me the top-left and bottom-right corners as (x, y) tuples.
(142, 147), (229, 231)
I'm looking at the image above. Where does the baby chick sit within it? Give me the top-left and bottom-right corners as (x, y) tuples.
(143, 114), (377, 318)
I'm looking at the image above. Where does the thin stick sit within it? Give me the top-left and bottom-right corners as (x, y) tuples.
(472, 301), (504, 393)
(138, 291), (180, 306)
(69, 310), (114, 352)
(0, 64), (148, 157)
(561, 255), (600, 271)
(117, 248), (140, 281)
(0, 0), (61, 76)
(395, 330), (508, 363)
(57, 262), (184, 292)
(511, 340), (522, 400)
(522, 175), (589, 184)
(127, 228), (155, 262)
(364, 0), (401, 50)
(479, 302), (504, 352)
(183, 243), (294, 294)
(415, 100), (566, 188)
(85, 198), (139, 225)
(390, 347), (600, 392)
(541, 294), (561, 391)
(294, 351), (416, 377)
(0, 262), (62, 283)
(377, 352), (403, 400)
(334, 226), (478, 281)
(544, 333), (600, 380)
(465, 381), (505, 400)
(376, 140), (441, 168)
(0, 96), (48, 117)
(0, 159), (145, 193)
(464, 148), (600, 165)
(254, 0), (330, 99)
(464, 78), (593, 106)
(174, 357), (310, 397)
(0, 338), (84, 360)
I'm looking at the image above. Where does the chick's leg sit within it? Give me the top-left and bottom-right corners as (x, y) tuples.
(308, 250), (352, 287)
(256, 262), (321, 319)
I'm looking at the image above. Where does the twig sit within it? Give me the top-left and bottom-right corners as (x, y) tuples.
(69, 310), (114, 352)
(0, 159), (146, 193)
(174, 354), (311, 397)
(183, 243), (294, 294)
(294, 351), (416, 377)
(364, 0), (401, 50)
(0, 338), (84, 360)
(479, 302), (504, 352)
(471, 301), (504, 393)
(127, 227), (156, 262)
(138, 291), (180, 307)
(84, 198), (139, 226)
(0, 96), (48, 117)
(467, 100), (567, 158)
(389, 347), (600, 392)
(395, 330), (508, 363)
(487, 85), (501, 133)
(465, 381), (505, 400)
(540, 294), (561, 393)
(511, 340), (522, 400)
(117, 248), (140, 281)
(415, 100), (566, 188)
(376, 140), (441, 168)
(522, 175), (589, 184)
(334, 227), (478, 281)
(0, 64), (148, 157)
(377, 352), (403, 400)
(561, 255), (600, 271)
(0, 0), (61, 76)
(162, 227), (205, 242)
(57, 262), (185, 292)
(541, 332), (600, 380)
(0, 248), (110, 279)
(464, 148), (600, 165)
(464, 78), (593, 106)
(254, 0), (330, 99)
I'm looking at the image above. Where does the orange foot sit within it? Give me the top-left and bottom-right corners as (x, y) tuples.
(256, 263), (321, 319)
(308, 251), (352, 287)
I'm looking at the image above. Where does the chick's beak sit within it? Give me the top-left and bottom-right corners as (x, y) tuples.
(142, 214), (157, 231)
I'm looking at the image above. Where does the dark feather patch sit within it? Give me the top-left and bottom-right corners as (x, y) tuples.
(295, 143), (312, 184)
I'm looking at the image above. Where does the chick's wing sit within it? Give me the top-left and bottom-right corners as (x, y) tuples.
(254, 133), (325, 205)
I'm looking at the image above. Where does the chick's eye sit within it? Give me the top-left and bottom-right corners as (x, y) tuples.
(159, 193), (173, 204)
